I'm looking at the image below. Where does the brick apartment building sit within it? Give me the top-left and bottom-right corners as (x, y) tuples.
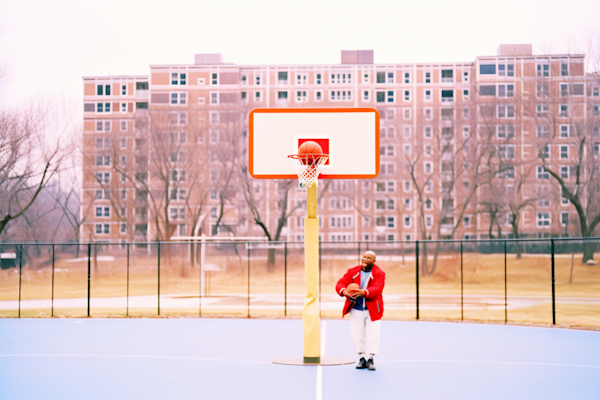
(81, 45), (600, 243)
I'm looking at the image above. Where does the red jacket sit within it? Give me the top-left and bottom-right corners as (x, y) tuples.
(335, 264), (385, 321)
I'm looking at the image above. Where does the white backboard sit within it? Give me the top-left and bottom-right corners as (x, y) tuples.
(249, 108), (379, 179)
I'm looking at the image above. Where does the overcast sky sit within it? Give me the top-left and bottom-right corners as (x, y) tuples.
(1, 0), (599, 108)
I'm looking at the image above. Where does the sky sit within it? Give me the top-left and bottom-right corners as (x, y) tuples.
(1, 0), (599, 109)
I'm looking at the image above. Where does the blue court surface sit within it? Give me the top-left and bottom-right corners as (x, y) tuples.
(0, 318), (599, 400)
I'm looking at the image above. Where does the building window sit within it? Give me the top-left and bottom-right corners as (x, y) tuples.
(480, 64), (496, 75)
(387, 217), (395, 228)
(497, 124), (515, 139)
(441, 69), (453, 82)
(403, 216), (411, 228)
(479, 85), (496, 96)
(211, 73), (218, 85)
(315, 91), (322, 101)
(560, 166), (570, 179)
(539, 144), (550, 159)
(561, 62), (569, 76)
(498, 84), (514, 98)
(363, 90), (369, 101)
(536, 125), (549, 138)
(210, 92), (218, 105)
(376, 91), (391, 103)
(537, 212), (551, 227)
(316, 73), (322, 84)
(424, 89), (431, 101)
(96, 102), (111, 113)
(171, 72), (186, 85)
(536, 104), (549, 116)
(403, 108), (412, 120)
(537, 62), (549, 77)
(96, 120), (111, 132)
(404, 72), (409, 84)
(561, 212), (569, 227)
(255, 91), (262, 103)
(498, 104), (515, 118)
(330, 90), (352, 101)
(424, 126), (432, 138)
(97, 84), (111, 96)
(171, 92), (187, 105)
(498, 145), (516, 160)
(425, 72), (431, 83)
(560, 145), (569, 159)
(441, 90), (453, 102)
(560, 125), (570, 138)
(499, 165), (515, 179)
(536, 83), (549, 98)
(463, 71), (469, 82)
(278, 71), (288, 84)
(498, 63), (514, 77)
(537, 166), (549, 179)
(404, 90), (411, 101)
(95, 224), (110, 235)
(296, 90), (307, 102)
(424, 161), (433, 174)
(463, 126), (470, 138)
(296, 73), (307, 85)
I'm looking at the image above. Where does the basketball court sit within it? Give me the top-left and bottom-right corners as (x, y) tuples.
(0, 318), (598, 399)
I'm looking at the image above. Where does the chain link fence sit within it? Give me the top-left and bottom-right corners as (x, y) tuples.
(1, 238), (598, 329)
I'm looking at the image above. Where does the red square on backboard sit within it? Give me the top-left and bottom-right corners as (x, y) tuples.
(297, 138), (330, 165)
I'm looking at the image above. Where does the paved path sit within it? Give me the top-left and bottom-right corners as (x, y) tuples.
(2, 293), (599, 311)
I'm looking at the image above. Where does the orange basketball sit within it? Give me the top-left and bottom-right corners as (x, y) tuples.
(298, 141), (323, 155)
(298, 141), (323, 165)
(347, 283), (360, 295)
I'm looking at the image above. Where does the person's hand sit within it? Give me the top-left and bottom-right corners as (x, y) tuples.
(350, 289), (365, 299)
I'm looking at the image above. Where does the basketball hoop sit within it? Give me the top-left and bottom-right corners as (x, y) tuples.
(287, 153), (329, 187)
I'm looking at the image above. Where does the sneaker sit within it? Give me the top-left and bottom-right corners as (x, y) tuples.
(367, 358), (376, 371)
(356, 357), (368, 369)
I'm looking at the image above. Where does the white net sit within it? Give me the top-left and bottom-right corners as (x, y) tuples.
(287, 154), (329, 187)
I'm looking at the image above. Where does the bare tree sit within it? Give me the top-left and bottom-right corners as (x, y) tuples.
(0, 104), (67, 237)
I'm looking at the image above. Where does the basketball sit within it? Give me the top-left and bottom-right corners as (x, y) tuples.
(347, 283), (360, 295)
(298, 141), (323, 155)
(298, 141), (323, 166)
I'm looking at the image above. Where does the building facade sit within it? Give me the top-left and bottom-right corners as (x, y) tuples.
(82, 46), (600, 243)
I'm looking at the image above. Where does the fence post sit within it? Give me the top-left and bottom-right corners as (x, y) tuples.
(51, 244), (55, 317)
(126, 243), (129, 317)
(460, 241), (463, 321)
(157, 242), (160, 316)
(504, 240), (508, 324)
(87, 243), (91, 317)
(18, 245), (22, 318)
(284, 242), (287, 317)
(357, 241), (361, 265)
(415, 240), (419, 320)
(551, 238), (556, 325)
(247, 244), (250, 318)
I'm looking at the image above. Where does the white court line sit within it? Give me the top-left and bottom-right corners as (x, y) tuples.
(377, 359), (600, 369)
(0, 354), (270, 364)
(316, 320), (327, 400)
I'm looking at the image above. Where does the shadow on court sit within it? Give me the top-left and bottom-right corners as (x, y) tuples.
(0, 318), (598, 399)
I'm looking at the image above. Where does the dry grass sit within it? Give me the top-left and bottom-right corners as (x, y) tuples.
(1, 249), (599, 328)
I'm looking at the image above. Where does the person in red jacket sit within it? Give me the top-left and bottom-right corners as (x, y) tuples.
(335, 250), (385, 371)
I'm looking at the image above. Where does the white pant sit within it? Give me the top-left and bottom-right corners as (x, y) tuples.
(349, 308), (381, 358)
